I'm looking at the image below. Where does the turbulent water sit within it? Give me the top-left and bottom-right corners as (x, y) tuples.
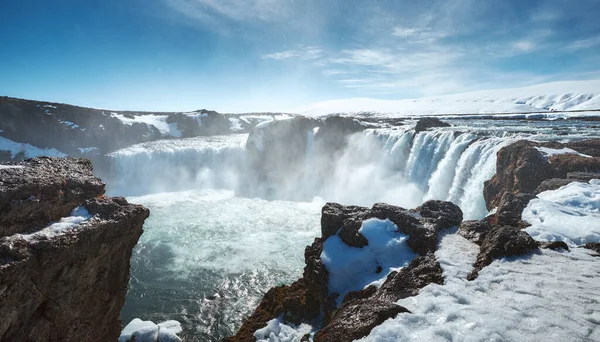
(110, 118), (600, 341)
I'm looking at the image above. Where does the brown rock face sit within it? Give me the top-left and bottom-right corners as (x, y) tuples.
(484, 139), (600, 210)
(414, 118), (451, 133)
(467, 225), (539, 280)
(313, 299), (410, 342)
(223, 280), (320, 342)
(491, 192), (537, 227)
(0, 157), (105, 238)
(458, 220), (492, 245)
(0, 157), (149, 341)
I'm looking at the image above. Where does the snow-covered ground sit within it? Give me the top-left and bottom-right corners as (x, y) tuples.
(524, 180), (600, 246)
(359, 228), (600, 342)
(293, 80), (600, 117)
(111, 113), (182, 137)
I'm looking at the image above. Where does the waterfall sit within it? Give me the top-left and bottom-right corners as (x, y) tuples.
(106, 126), (515, 220)
(107, 135), (247, 196)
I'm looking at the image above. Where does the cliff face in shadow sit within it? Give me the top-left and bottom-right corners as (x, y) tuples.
(0, 157), (149, 341)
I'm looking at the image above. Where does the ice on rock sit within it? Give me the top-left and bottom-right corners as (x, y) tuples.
(119, 318), (182, 342)
(254, 318), (314, 342)
(535, 146), (592, 159)
(320, 218), (417, 305)
(523, 180), (600, 245)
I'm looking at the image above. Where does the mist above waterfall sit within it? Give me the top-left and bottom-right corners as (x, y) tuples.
(106, 117), (525, 220)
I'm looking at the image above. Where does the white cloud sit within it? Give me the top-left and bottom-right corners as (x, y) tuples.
(392, 26), (448, 43)
(566, 36), (600, 51)
(514, 40), (536, 52)
(262, 46), (323, 60)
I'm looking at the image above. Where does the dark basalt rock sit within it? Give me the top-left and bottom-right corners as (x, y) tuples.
(223, 280), (320, 342)
(415, 200), (463, 230)
(0, 157), (105, 238)
(0, 158), (148, 342)
(414, 118), (451, 133)
(540, 241), (570, 251)
(490, 192), (537, 227)
(567, 172), (600, 181)
(314, 116), (364, 154)
(320, 202), (369, 239)
(313, 299), (410, 342)
(484, 139), (600, 210)
(373, 253), (444, 302)
(468, 226), (539, 280)
(535, 178), (575, 193)
(458, 220), (492, 245)
(583, 243), (600, 254)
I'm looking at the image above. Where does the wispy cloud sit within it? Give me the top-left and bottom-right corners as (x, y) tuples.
(566, 35), (600, 51)
(262, 46), (323, 60)
(162, 0), (294, 24)
(392, 26), (448, 43)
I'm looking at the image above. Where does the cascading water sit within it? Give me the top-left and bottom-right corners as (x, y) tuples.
(111, 119), (585, 341)
(107, 134), (247, 196)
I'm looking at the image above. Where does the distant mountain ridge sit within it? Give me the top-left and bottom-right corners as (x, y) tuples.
(293, 80), (600, 117)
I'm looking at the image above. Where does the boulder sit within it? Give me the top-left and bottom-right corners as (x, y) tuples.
(540, 241), (569, 251)
(313, 299), (409, 342)
(414, 118), (451, 133)
(490, 192), (537, 227)
(467, 226), (539, 280)
(458, 220), (492, 245)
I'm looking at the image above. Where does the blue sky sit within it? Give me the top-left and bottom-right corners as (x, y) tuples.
(1, 0), (599, 112)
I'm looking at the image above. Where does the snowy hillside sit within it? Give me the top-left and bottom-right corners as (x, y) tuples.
(293, 80), (600, 117)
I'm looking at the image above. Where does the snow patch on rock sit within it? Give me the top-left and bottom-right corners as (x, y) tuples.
(523, 180), (600, 245)
(321, 218), (417, 305)
(119, 318), (183, 342)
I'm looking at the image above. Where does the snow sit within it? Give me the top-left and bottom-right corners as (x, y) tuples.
(78, 147), (98, 154)
(119, 318), (182, 342)
(0, 135), (67, 159)
(254, 317), (314, 342)
(229, 117), (244, 131)
(292, 80), (600, 117)
(60, 120), (80, 129)
(358, 228), (600, 342)
(320, 218), (417, 305)
(0, 165), (24, 170)
(536, 146), (592, 158)
(17, 207), (92, 238)
(111, 113), (182, 137)
(523, 180), (600, 246)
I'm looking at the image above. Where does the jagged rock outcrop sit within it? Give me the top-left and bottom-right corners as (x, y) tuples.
(488, 192), (537, 227)
(414, 117), (451, 133)
(458, 220), (492, 245)
(540, 241), (570, 251)
(0, 158), (105, 238)
(313, 299), (409, 342)
(0, 157), (149, 341)
(583, 243), (600, 255)
(225, 200), (462, 341)
(483, 139), (600, 209)
(467, 226), (539, 280)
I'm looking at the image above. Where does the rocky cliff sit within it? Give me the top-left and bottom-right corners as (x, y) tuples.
(0, 157), (149, 341)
